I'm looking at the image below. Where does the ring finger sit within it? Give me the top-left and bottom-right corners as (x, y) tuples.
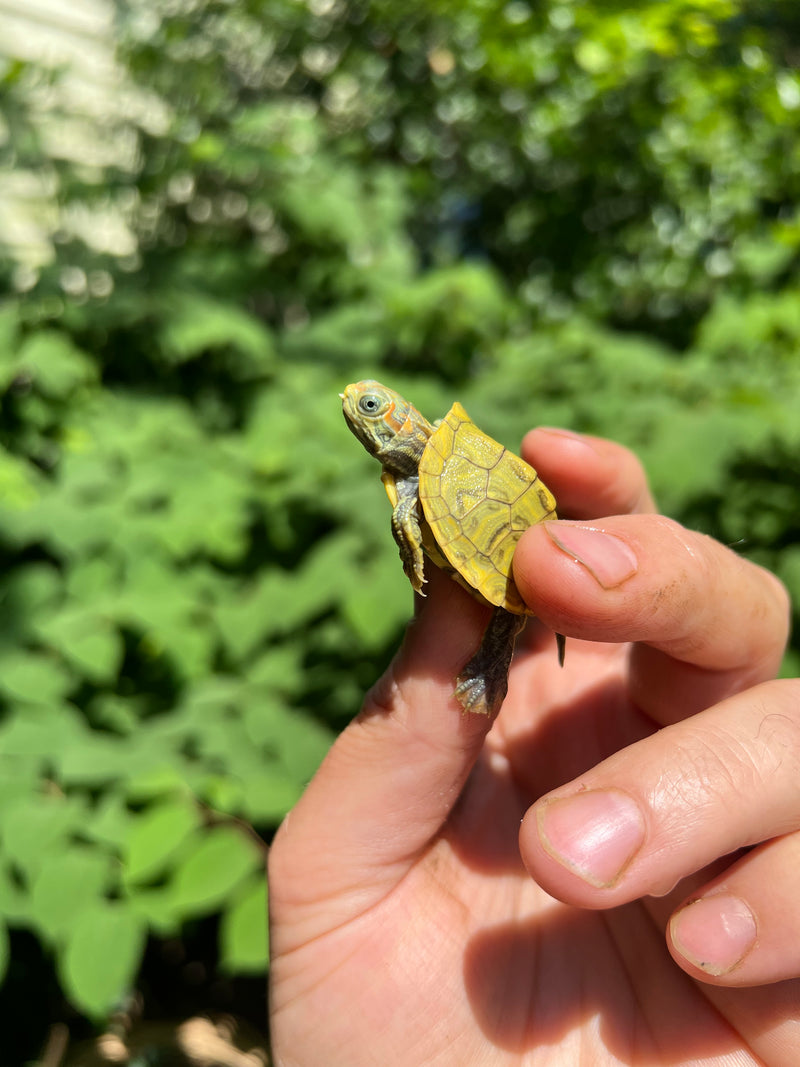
(668, 828), (800, 986)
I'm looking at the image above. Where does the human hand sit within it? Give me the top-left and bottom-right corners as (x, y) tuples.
(268, 429), (794, 1066)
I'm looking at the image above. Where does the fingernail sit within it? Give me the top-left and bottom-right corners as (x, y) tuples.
(545, 522), (638, 589)
(670, 896), (757, 976)
(535, 427), (599, 454)
(537, 789), (645, 888)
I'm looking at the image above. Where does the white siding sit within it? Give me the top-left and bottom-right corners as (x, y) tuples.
(0, 0), (149, 268)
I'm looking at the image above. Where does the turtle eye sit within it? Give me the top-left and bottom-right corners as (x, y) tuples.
(358, 393), (385, 416)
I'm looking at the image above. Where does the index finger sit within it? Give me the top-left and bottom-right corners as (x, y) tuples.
(521, 427), (657, 518)
(517, 428), (788, 724)
(514, 515), (789, 725)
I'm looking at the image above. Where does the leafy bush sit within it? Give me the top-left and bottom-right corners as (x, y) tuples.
(1, 0), (799, 1047)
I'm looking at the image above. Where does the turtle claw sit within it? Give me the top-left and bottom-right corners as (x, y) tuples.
(454, 668), (504, 717)
(402, 551), (426, 594)
(454, 607), (525, 716)
(407, 539), (427, 594)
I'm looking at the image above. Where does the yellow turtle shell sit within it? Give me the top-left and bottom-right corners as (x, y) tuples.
(417, 402), (557, 614)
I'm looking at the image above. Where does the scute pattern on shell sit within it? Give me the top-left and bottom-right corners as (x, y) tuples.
(418, 402), (557, 614)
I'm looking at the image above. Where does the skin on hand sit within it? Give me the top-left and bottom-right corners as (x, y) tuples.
(268, 428), (796, 1067)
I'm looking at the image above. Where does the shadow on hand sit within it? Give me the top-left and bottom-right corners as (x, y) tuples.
(450, 667), (756, 1063)
(444, 671), (649, 879)
(463, 901), (750, 1063)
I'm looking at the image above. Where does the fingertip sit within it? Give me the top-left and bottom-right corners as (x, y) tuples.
(522, 427), (603, 471)
(512, 520), (636, 639)
(664, 832), (800, 988)
(521, 427), (655, 518)
(667, 894), (758, 985)
(519, 787), (648, 910)
(513, 522), (575, 614)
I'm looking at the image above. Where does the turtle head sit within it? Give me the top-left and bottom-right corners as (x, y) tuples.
(341, 380), (432, 475)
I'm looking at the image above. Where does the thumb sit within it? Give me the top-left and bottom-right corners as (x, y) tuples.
(268, 569), (493, 946)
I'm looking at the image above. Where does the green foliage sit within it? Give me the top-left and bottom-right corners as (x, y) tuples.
(59, 902), (146, 1019)
(0, 0), (799, 1041)
(220, 876), (269, 973)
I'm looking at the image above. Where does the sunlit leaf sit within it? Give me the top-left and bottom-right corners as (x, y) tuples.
(59, 903), (146, 1018)
(0, 794), (87, 878)
(34, 609), (123, 684)
(160, 295), (276, 369)
(15, 332), (95, 397)
(168, 827), (263, 917)
(219, 876), (268, 973)
(124, 798), (201, 884)
(0, 651), (73, 706)
(29, 847), (111, 941)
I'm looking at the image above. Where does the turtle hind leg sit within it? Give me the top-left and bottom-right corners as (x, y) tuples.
(454, 608), (525, 717)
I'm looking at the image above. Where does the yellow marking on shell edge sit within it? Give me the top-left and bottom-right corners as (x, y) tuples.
(431, 418), (455, 456)
(422, 445), (445, 478)
(538, 484), (557, 513)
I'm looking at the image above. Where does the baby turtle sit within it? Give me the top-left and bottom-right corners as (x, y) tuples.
(341, 379), (564, 716)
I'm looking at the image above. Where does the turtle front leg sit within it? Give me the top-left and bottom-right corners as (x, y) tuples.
(454, 608), (526, 717)
(389, 478), (426, 594)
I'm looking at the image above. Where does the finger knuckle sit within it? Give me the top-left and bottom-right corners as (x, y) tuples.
(654, 680), (800, 841)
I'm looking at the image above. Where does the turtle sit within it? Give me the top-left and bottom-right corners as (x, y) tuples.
(341, 379), (564, 716)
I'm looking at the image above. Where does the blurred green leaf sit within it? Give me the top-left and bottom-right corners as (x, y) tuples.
(124, 798), (201, 885)
(34, 608), (123, 684)
(342, 558), (409, 649)
(159, 296), (276, 369)
(239, 772), (301, 824)
(59, 902), (146, 1018)
(29, 847), (111, 942)
(219, 876), (268, 973)
(0, 794), (87, 878)
(168, 826), (263, 917)
(0, 651), (73, 706)
(126, 887), (182, 935)
(14, 332), (95, 398)
(0, 921), (8, 987)
(0, 863), (28, 923)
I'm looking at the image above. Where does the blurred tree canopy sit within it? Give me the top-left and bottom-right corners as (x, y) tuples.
(0, 0), (799, 1052)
